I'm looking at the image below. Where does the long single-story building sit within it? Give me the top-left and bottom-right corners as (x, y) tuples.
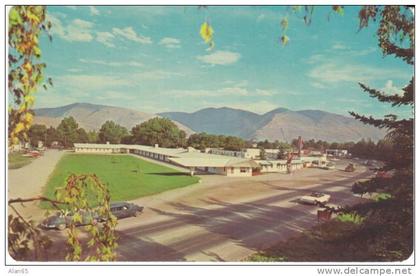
(74, 143), (260, 177)
(256, 159), (303, 173)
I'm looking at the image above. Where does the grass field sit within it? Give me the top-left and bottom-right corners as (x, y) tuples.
(8, 152), (33, 169)
(42, 154), (199, 206)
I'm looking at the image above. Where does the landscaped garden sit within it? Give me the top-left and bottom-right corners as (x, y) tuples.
(42, 154), (199, 207)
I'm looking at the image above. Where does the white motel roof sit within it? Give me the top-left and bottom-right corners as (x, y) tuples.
(169, 157), (260, 168)
(74, 143), (260, 168)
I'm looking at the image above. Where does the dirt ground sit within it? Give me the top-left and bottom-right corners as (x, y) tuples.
(13, 153), (373, 262)
(8, 150), (66, 218)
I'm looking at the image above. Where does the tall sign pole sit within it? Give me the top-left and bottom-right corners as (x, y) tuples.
(297, 136), (304, 157)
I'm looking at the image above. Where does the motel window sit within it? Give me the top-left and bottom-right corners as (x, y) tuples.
(240, 167), (247, 173)
(277, 163), (281, 168)
(231, 168), (234, 173)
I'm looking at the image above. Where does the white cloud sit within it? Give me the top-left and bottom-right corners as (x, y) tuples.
(96, 91), (135, 101)
(167, 86), (249, 98)
(196, 50), (241, 65)
(132, 70), (183, 80)
(79, 58), (143, 67)
(255, 89), (277, 96)
(89, 6), (100, 16)
(219, 87), (249, 96)
(308, 62), (410, 85)
(348, 47), (377, 57)
(159, 37), (181, 48)
(67, 19), (94, 41)
(54, 74), (130, 91)
(256, 14), (266, 22)
(96, 32), (116, 47)
(332, 42), (348, 50)
(112, 27), (152, 44)
(382, 80), (404, 95)
(67, 68), (82, 73)
(223, 80), (249, 88)
(47, 15), (94, 42)
(166, 86), (281, 98)
(310, 82), (327, 89)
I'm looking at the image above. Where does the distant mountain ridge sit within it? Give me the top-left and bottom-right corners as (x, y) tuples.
(159, 107), (386, 142)
(33, 103), (194, 135)
(34, 102), (386, 142)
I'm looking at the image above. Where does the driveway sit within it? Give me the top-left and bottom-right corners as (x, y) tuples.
(42, 160), (374, 262)
(8, 150), (65, 217)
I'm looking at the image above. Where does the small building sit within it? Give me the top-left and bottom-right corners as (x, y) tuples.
(326, 149), (348, 157)
(256, 160), (288, 173)
(257, 159), (304, 173)
(205, 147), (275, 160)
(300, 154), (328, 167)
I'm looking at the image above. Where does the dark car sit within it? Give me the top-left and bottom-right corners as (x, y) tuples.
(40, 210), (99, 230)
(110, 202), (144, 219)
(40, 202), (144, 230)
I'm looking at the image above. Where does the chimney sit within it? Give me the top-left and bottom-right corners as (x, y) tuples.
(154, 144), (159, 148)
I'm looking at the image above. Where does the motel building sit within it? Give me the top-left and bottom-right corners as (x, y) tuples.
(256, 159), (303, 173)
(74, 143), (260, 177)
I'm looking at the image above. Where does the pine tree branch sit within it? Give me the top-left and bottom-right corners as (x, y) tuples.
(349, 112), (413, 135)
(358, 81), (413, 106)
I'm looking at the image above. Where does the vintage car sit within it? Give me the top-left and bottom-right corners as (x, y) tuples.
(109, 202), (144, 219)
(300, 192), (331, 205)
(39, 210), (100, 230)
(40, 202), (144, 230)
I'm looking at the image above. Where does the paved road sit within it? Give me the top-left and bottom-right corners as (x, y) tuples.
(43, 160), (374, 262)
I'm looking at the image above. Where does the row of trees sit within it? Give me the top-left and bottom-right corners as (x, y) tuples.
(289, 138), (395, 161)
(28, 117), (97, 148)
(187, 132), (250, 151)
(29, 116), (396, 162)
(29, 117), (255, 151)
(29, 117), (188, 149)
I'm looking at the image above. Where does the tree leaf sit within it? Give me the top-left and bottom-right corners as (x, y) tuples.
(200, 22), (214, 45)
(281, 18), (288, 31)
(280, 35), (290, 46)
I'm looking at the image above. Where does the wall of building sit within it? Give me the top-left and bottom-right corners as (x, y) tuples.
(75, 147), (115, 154)
(225, 167), (253, 177)
(243, 148), (261, 159)
(202, 166), (227, 176)
(258, 161), (288, 173)
(207, 148), (245, 158)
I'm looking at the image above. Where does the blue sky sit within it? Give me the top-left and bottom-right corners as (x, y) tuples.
(35, 5), (413, 118)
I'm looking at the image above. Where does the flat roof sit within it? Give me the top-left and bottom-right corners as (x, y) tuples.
(74, 143), (260, 168)
(169, 157), (260, 168)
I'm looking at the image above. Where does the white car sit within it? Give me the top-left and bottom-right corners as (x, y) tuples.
(300, 192), (331, 205)
(325, 162), (335, 170)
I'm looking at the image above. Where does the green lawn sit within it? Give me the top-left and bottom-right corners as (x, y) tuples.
(8, 152), (33, 169)
(42, 154), (199, 207)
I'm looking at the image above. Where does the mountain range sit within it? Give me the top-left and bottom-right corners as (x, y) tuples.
(33, 103), (386, 142)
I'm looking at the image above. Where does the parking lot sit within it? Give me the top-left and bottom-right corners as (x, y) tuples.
(39, 159), (373, 261)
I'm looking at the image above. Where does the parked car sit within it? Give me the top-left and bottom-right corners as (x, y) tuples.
(345, 163), (355, 172)
(324, 162), (335, 170)
(110, 202), (144, 219)
(40, 202), (144, 230)
(40, 210), (100, 230)
(300, 192), (331, 205)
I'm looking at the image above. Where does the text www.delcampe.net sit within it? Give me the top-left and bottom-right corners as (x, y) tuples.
(317, 267), (413, 276)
